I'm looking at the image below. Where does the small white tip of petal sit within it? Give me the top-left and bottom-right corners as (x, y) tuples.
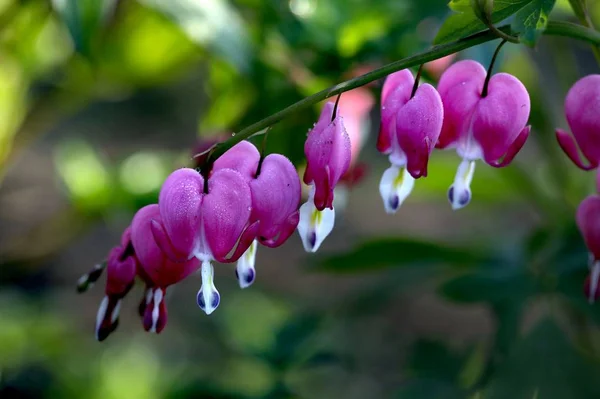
(149, 288), (164, 333)
(95, 296), (110, 340)
(379, 165), (415, 214)
(197, 260), (220, 315)
(449, 160), (476, 210)
(236, 240), (257, 289)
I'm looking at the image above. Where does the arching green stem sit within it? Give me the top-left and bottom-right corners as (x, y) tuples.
(207, 21), (600, 162)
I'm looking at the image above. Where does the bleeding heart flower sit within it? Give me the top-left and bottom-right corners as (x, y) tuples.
(437, 60), (531, 210)
(299, 102), (351, 252)
(153, 167), (257, 315)
(556, 74), (600, 171)
(131, 204), (201, 333)
(93, 227), (139, 341)
(577, 195), (600, 304)
(213, 141), (301, 287)
(377, 69), (444, 213)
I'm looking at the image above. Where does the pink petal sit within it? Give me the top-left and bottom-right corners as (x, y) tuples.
(437, 60), (486, 149)
(260, 211), (300, 248)
(202, 168), (253, 261)
(577, 195), (600, 260)
(304, 102), (335, 185)
(304, 115), (351, 210)
(150, 220), (188, 262)
(105, 246), (137, 297)
(223, 220), (260, 263)
(158, 168), (204, 258)
(395, 83), (444, 178)
(378, 70), (414, 154)
(142, 287), (168, 334)
(437, 60), (486, 97)
(250, 154), (301, 243)
(104, 227), (137, 297)
(381, 69), (414, 104)
(472, 73), (530, 164)
(556, 128), (597, 170)
(488, 125), (530, 168)
(565, 74), (600, 166)
(132, 204), (200, 287)
(212, 140), (261, 181)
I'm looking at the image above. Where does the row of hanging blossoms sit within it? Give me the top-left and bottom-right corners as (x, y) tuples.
(76, 17), (600, 341)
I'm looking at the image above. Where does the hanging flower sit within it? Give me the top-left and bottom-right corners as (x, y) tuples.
(298, 102), (351, 252)
(556, 74), (600, 171)
(437, 60), (531, 210)
(377, 68), (444, 213)
(131, 204), (201, 332)
(94, 227), (139, 341)
(153, 167), (258, 315)
(213, 140), (301, 287)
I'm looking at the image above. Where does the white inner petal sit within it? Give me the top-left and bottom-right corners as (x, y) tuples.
(456, 116), (483, 161)
(149, 288), (164, 333)
(111, 300), (122, 324)
(297, 186), (336, 253)
(236, 239), (257, 289)
(378, 165), (415, 214)
(449, 159), (476, 211)
(193, 214), (213, 262)
(199, 260), (219, 315)
(95, 295), (109, 338)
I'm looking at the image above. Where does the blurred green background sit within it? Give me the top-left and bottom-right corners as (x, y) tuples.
(2, 0), (600, 398)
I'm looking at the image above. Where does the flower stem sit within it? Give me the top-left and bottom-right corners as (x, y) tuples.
(208, 21), (600, 162)
(410, 64), (424, 98)
(331, 93), (342, 121)
(481, 39), (507, 98)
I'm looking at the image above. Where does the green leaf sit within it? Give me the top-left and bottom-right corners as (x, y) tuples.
(315, 238), (489, 273)
(485, 319), (600, 399)
(434, 0), (533, 44)
(512, 0), (557, 46)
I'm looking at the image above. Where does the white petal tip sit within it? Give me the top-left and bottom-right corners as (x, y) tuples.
(379, 165), (414, 214)
(298, 199), (335, 254)
(236, 241), (257, 289)
(198, 261), (220, 315)
(448, 185), (471, 210)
